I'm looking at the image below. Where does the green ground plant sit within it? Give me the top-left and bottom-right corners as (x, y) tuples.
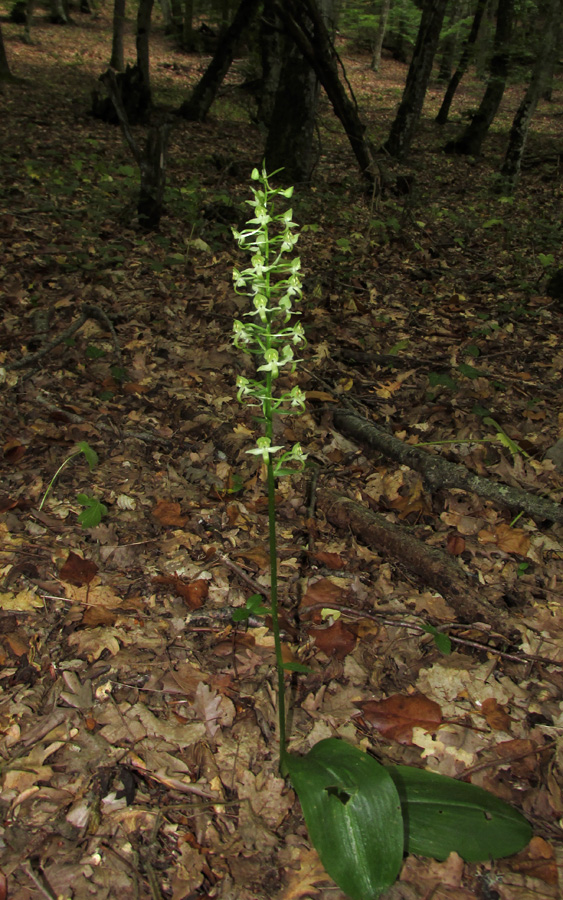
(232, 167), (532, 900)
(39, 440), (107, 528)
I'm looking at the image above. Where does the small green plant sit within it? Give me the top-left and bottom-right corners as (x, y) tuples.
(232, 167), (531, 900)
(39, 441), (107, 528)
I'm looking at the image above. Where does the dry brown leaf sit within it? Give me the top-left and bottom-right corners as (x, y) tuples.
(510, 836), (558, 885)
(359, 693), (443, 745)
(281, 848), (328, 899)
(152, 499), (188, 527)
(308, 619), (357, 660)
(310, 550), (346, 569)
(59, 551), (98, 586)
(481, 697), (511, 731)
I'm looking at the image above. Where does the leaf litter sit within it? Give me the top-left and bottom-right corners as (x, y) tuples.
(0, 11), (562, 900)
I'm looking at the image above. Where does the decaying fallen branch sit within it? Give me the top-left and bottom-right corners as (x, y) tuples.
(7, 303), (122, 371)
(317, 487), (515, 637)
(333, 408), (563, 524)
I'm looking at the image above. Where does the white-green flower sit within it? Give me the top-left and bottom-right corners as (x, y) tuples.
(247, 436), (284, 462)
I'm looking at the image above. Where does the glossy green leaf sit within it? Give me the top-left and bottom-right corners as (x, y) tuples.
(287, 739), (403, 900)
(387, 766), (532, 862)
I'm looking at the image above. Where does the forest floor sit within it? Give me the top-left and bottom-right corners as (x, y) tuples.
(1, 6), (563, 900)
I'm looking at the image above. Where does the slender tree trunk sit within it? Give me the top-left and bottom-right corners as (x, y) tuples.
(274, 0), (377, 185)
(101, 69), (171, 230)
(265, 0), (335, 182)
(436, 0), (487, 124)
(178, 0), (262, 120)
(384, 0), (449, 159)
(110, 0), (126, 71)
(500, 0), (561, 192)
(438, 0), (463, 82)
(446, 0), (513, 155)
(371, 0), (391, 72)
(182, 0), (194, 49)
(0, 23), (12, 79)
(257, 0), (284, 128)
(22, 0), (34, 44)
(136, 0), (154, 98)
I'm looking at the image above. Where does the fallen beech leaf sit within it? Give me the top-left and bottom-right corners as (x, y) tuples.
(152, 499), (188, 527)
(236, 545), (270, 569)
(300, 577), (344, 623)
(510, 836), (558, 885)
(446, 533), (465, 555)
(152, 575), (207, 609)
(478, 523), (530, 555)
(481, 697), (511, 731)
(59, 551), (98, 586)
(359, 693), (442, 745)
(494, 738), (540, 777)
(4, 633), (29, 657)
(311, 550), (346, 569)
(81, 605), (117, 627)
(2, 440), (25, 463)
(308, 619), (357, 660)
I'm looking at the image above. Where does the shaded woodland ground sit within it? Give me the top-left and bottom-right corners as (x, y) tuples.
(1, 6), (563, 899)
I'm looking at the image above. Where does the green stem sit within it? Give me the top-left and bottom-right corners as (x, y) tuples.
(38, 451), (79, 511)
(266, 456), (287, 767)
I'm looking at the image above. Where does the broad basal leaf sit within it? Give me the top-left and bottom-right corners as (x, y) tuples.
(286, 739), (403, 900)
(387, 765), (532, 862)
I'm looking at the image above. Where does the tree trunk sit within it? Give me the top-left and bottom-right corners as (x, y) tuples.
(265, 0), (335, 182)
(436, 0), (487, 124)
(437, 0), (463, 82)
(49, 0), (69, 24)
(0, 23), (11, 79)
(500, 0), (561, 192)
(384, 0), (449, 159)
(110, 0), (126, 71)
(100, 69), (171, 230)
(182, 0), (194, 50)
(136, 0), (154, 99)
(256, 0), (284, 128)
(371, 0), (391, 72)
(445, 0), (513, 156)
(177, 0), (261, 120)
(273, 0), (377, 185)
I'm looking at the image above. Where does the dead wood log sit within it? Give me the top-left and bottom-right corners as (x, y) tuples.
(333, 409), (563, 525)
(317, 487), (516, 637)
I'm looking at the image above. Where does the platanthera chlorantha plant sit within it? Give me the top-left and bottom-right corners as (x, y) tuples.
(232, 167), (532, 900)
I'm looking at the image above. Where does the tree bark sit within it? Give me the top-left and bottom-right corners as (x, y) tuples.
(0, 23), (11, 79)
(100, 69), (171, 230)
(273, 0), (377, 185)
(384, 0), (450, 159)
(445, 0), (514, 156)
(256, 0), (284, 128)
(437, 0), (463, 82)
(436, 0), (488, 124)
(371, 0), (391, 72)
(182, 0), (194, 50)
(177, 0), (261, 121)
(110, 0), (126, 71)
(500, 0), (562, 192)
(317, 488), (516, 636)
(136, 0), (154, 99)
(265, 0), (335, 182)
(332, 408), (563, 524)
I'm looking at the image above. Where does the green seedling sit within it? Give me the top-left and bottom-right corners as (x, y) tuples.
(232, 167), (531, 900)
(39, 441), (106, 528)
(76, 493), (108, 528)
